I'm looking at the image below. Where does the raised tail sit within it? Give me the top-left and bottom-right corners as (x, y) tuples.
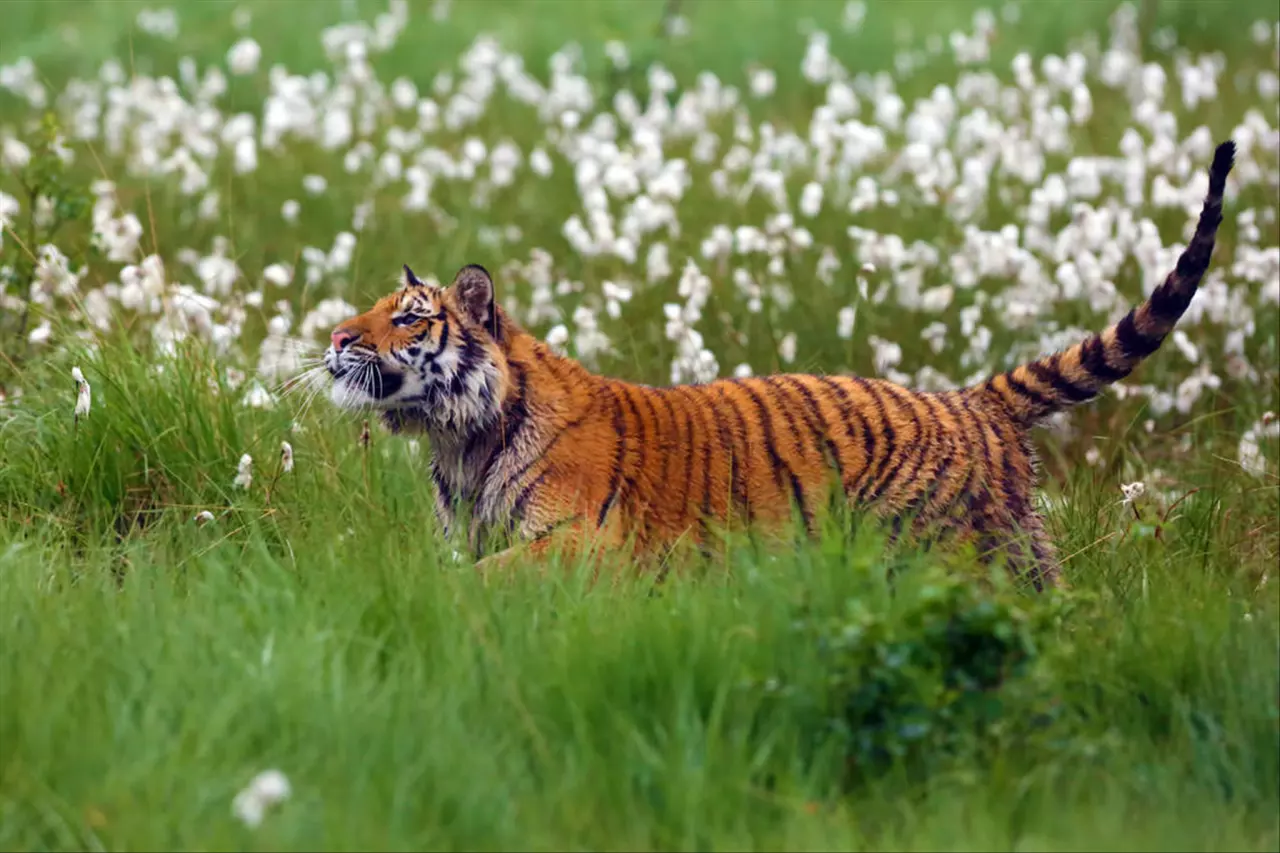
(976, 139), (1236, 428)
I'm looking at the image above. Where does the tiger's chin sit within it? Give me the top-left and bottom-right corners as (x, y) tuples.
(326, 367), (407, 411)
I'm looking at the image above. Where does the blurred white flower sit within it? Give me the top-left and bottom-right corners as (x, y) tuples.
(72, 367), (91, 421)
(194, 510), (215, 526)
(280, 440), (294, 473)
(837, 306), (857, 340)
(232, 769), (291, 828)
(227, 38), (261, 75)
(778, 332), (797, 364)
(749, 67), (776, 99)
(1, 137), (30, 170)
(233, 454), (253, 490)
(136, 7), (179, 40)
(242, 381), (277, 410)
(1120, 481), (1146, 505)
(263, 263), (293, 288)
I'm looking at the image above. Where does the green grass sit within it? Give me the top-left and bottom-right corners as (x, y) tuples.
(2, 0), (1279, 850)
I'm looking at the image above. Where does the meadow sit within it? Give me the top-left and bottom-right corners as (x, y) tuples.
(1, 0), (1278, 849)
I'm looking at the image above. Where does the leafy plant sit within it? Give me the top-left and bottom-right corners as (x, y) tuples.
(757, 566), (1075, 788)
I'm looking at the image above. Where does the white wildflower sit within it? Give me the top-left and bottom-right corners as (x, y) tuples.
(263, 263), (293, 288)
(778, 333), (797, 364)
(194, 510), (215, 526)
(1, 137), (30, 170)
(233, 454), (253, 490)
(1120, 481), (1146, 505)
(232, 769), (291, 828)
(226, 37), (261, 75)
(72, 366), (91, 421)
(280, 440), (294, 473)
(837, 306), (857, 340)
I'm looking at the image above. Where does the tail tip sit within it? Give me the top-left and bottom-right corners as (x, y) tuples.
(1211, 139), (1236, 182)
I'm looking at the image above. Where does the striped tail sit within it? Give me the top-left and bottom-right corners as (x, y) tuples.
(977, 139), (1236, 428)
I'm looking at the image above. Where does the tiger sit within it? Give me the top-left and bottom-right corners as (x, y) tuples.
(323, 140), (1236, 589)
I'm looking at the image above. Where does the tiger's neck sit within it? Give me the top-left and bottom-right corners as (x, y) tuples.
(426, 328), (600, 530)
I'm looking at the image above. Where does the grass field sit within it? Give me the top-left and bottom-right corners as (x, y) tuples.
(1, 0), (1278, 850)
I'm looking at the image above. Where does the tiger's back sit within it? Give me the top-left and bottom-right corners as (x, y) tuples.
(325, 141), (1237, 589)
(448, 344), (1049, 583)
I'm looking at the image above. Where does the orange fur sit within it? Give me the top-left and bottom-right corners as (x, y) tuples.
(324, 142), (1237, 589)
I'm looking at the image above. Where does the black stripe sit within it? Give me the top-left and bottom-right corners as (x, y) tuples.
(494, 408), (592, 512)
(512, 466), (550, 522)
(816, 376), (873, 499)
(987, 417), (1030, 520)
(596, 382), (628, 528)
(420, 316), (449, 362)
(526, 514), (583, 545)
(850, 378), (896, 503)
(1079, 335), (1129, 382)
(998, 373), (1055, 414)
(887, 390), (934, 506)
(1027, 357), (1096, 404)
(675, 386), (714, 542)
(861, 380), (915, 503)
(913, 394), (955, 511)
(693, 392), (714, 538)
(449, 327), (483, 396)
(531, 345), (573, 396)
(456, 325), (484, 377)
(1114, 309), (1164, 359)
(474, 360), (529, 485)
(714, 384), (754, 522)
(957, 394), (997, 494)
(663, 390), (697, 527)
(929, 393), (973, 513)
(778, 375), (844, 483)
(431, 461), (455, 514)
(733, 379), (811, 533)
(619, 386), (653, 530)
(1148, 277), (1194, 318)
(757, 377), (809, 463)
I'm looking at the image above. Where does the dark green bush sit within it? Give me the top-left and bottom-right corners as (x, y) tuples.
(757, 565), (1073, 788)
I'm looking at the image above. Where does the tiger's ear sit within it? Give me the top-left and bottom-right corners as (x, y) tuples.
(452, 264), (495, 330)
(401, 264), (425, 289)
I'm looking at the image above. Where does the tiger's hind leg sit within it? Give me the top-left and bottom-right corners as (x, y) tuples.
(969, 500), (1063, 593)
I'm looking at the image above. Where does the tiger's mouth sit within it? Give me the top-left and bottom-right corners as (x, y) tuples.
(326, 359), (406, 406)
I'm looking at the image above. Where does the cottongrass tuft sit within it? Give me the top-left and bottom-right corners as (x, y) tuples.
(233, 454), (253, 490)
(71, 366), (90, 422)
(1120, 481), (1146, 505)
(231, 768), (291, 828)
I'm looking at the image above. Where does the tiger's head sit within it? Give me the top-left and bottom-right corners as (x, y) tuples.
(324, 263), (510, 433)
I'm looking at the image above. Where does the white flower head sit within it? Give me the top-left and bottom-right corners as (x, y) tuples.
(72, 367), (91, 420)
(280, 440), (294, 473)
(194, 510), (215, 526)
(1120, 481), (1146, 505)
(234, 453), (253, 490)
(226, 37), (261, 75)
(232, 769), (291, 828)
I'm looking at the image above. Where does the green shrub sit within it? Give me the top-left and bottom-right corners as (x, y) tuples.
(757, 565), (1074, 788)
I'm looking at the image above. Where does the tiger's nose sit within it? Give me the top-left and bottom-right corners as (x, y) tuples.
(330, 327), (358, 351)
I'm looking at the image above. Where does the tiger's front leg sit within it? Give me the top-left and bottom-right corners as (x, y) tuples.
(472, 516), (621, 584)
